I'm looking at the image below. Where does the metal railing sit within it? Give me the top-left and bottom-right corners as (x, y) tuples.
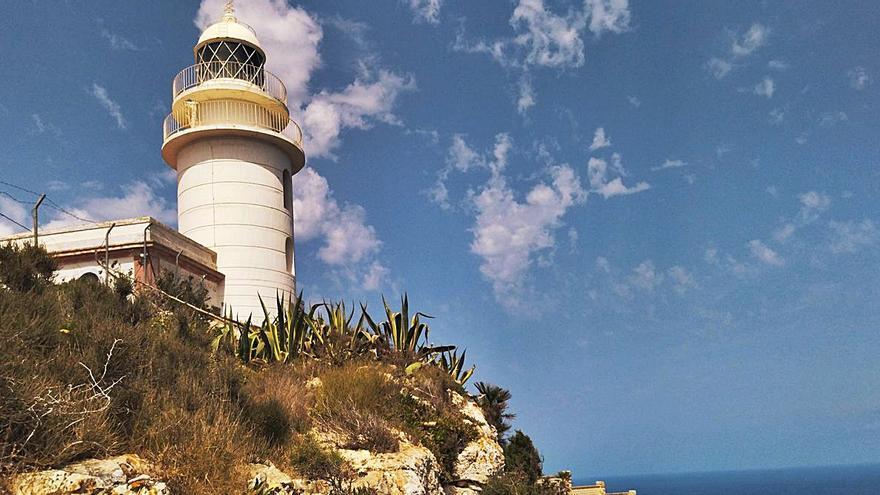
(163, 99), (303, 147)
(172, 61), (287, 104)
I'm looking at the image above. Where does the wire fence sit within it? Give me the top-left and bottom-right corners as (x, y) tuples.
(0, 179), (103, 231)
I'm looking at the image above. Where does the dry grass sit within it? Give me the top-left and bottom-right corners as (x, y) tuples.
(0, 249), (478, 491)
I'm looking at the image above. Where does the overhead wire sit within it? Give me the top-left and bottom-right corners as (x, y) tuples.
(0, 178), (101, 225)
(0, 211), (29, 231)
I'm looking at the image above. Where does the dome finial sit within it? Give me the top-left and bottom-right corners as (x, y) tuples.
(223, 0), (236, 22)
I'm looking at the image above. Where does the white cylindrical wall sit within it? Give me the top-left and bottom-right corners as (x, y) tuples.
(176, 136), (295, 321)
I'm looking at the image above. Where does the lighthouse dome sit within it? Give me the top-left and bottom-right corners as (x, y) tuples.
(197, 17), (262, 51)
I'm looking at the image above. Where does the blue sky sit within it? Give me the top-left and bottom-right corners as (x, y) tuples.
(1, 0), (879, 477)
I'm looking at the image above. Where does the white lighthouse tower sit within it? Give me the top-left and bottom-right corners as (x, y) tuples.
(161, 2), (305, 319)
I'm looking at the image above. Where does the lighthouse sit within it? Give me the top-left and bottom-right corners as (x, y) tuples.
(161, 2), (305, 320)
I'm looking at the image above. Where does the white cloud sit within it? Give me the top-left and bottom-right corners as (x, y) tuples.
(0, 196), (29, 236)
(439, 134), (588, 309)
(587, 156), (650, 198)
(628, 260), (663, 291)
(799, 191), (831, 222)
(196, 0), (323, 108)
(510, 0), (589, 68)
(101, 29), (140, 51)
(585, 0), (632, 36)
(362, 261), (390, 290)
(406, 0), (442, 25)
(819, 111), (848, 127)
(768, 108), (784, 124)
(668, 265), (696, 294)
(90, 83), (126, 129)
(41, 181), (176, 231)
(456, 1), (630, 69)
(651, 158), (686, 171)
(773, 223), (796, 243)
(627, 95), (641, 107)
(731, 23), (769, 57)
(847, 66), (872, 90)
(707, 57), (733, 79)
(31, 114), (46, 134)
(46, 180), (69, 192)
(471, 162), (586, 308)
(753, 77), (775, 98)
(517, 75), (536, 114)
(828, 219), (879, 254)
(748, 239), (784, 266)
(589, 127), (612, 151)
(707, 23), (768, 81)
(430, 134), (512, 209)
(303, 69), (416, 159)
(768, 60), (789, 70)
(292, 167), (381, 266)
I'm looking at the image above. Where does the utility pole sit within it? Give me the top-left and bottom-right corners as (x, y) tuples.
(104, 223), (116, 285)
(32, 194), (45, 245)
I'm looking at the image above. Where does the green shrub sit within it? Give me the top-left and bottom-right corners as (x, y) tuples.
(474, 382), (515, 444)
(504, 430), (543, 484)
(0, 242), (56, 293)
(289, 435), (348, 480)
(482, 472), (557, 495)
(246, 398), (292, 446)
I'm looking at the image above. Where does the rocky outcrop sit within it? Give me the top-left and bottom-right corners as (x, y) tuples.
(9, 455), (168, 495)
(339, 442), (442, 495)
(11, 394), (503, 495)
(247, 392), (503, 495)
(444, 392), (504, 494)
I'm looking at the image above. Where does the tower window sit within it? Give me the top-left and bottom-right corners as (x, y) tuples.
(283, 169), (292, 211)
(285, 237), (294, 274)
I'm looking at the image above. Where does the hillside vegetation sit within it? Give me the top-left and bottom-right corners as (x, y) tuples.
(0, 243), (556, 494)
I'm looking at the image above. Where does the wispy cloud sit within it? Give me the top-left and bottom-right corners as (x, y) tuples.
(0, 196), (29, 236)
(847, 66), (872, 90)
(651, 159), (686, 171)
(454, 0), (631, 111)
(302, 67), (416, 159)
(588, 155), (649, 198)
(101, 28), (140, 51)
(42, 180), (175, 230)
(731, 23), (769, 57)
(405, 0), (442, 25)
(707, 57), (733, 79)
(748, 239), (784, 266)
(293, 167), (389, 290)
(768, 60), (789, 70)
(828, 219), (879, 254)
(89, 83), (126, 129)
(753, 77), (775, 98)
(706, 22), (769, 79)
(589, 127), (612, 151)
(517, 74), (536, 114)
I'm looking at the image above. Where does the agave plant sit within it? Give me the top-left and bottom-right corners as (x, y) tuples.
(306, 300), (378, 364)
(361, 294), (454, 359)
(434, 349), (475, 385)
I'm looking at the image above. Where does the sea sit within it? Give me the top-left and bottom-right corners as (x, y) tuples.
(575, 464), (880, 495)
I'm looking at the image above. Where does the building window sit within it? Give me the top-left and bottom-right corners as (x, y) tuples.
(283, 169), (292, 211)
(285, 237), (294, 274)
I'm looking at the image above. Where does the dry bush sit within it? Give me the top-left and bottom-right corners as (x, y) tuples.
(240, 365), (313, 442)
(313, 363), (401, 452)
(288, 434), (349, 480)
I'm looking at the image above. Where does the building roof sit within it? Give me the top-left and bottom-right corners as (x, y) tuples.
(1, 216), (218, 272)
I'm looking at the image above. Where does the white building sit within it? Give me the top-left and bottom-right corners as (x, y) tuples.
(1, 3), (305, 321)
